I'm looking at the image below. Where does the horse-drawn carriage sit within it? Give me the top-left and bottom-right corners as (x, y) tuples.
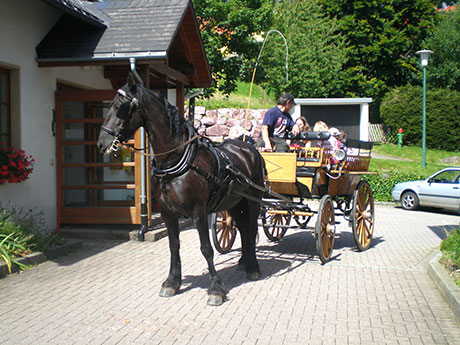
(211, 133), (375, 263)
(97, 73), (375, 305)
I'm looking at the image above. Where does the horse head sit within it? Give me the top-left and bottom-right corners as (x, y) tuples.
(97, 73), (144, 154)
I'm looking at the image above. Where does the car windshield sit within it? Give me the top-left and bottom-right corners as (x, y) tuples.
(430, 170), (460, 184)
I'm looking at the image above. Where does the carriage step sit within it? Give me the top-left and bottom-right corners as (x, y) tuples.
(296, 166), (316, 177)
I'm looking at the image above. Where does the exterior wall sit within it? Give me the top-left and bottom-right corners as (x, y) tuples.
(0, 1), (112, 230)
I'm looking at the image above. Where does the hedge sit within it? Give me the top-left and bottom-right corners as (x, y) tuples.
(380, 85), (460, 152)
(363, 171), (426, 202)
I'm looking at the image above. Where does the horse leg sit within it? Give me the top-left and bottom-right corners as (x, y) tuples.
(229, 200), (260, 280)
(195, 214), (227, 306)
(159, 213), (182, 297)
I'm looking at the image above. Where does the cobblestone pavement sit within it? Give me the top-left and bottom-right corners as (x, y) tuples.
(1, 205), (459, 345)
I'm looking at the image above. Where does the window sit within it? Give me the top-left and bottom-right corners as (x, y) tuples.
(432, 170), (459, 184)
(0, 67), (10, 148)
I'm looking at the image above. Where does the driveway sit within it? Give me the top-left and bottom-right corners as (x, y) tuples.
(1, 204), (459, 345)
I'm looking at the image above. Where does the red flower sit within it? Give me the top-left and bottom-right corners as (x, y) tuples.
(0, 146), (34, 186)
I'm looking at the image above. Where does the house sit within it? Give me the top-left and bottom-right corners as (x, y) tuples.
(0, 0), (211, 230)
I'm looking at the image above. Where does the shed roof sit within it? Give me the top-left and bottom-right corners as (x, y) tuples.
(36, 0), (211, 88)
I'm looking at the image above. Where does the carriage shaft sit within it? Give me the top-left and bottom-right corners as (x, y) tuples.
(267, 210), (314, 217)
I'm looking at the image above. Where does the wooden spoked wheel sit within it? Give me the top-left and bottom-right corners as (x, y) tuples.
(352, 180), (374, 251)
(315, 195), (335, 264)
(211, 211), (237, 254)
(262, 209), (292, 242)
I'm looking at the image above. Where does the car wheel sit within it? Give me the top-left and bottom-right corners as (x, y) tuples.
(401, 191), (419, 210)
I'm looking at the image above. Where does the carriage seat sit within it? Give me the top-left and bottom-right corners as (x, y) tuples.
(296, 166), (316, 177)
(297, 157), (320, 163)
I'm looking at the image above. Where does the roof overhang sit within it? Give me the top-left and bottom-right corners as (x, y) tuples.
(294, 98), (373, 105)
(36, 0), (211, 89)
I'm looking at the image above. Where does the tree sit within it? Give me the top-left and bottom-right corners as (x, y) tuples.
(259, 0), (348, 98)
(320, 0), (437, 99)
(192, 0), (274, 96)
(423, 8), (460, 91)
(380, 85), (460, 151)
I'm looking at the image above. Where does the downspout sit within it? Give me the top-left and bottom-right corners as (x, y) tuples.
(129, 58), (149, 242)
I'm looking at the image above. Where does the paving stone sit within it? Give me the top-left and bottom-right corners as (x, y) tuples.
(1, 205), (460, 344)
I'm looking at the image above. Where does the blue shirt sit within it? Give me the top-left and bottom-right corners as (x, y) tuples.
(262, 106), (295, 139)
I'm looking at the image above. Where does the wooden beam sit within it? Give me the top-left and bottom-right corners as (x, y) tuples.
(178, 26), (200, 87)
(149, 63), (189, 86)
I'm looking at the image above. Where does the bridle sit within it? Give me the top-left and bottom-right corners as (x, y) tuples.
(100, 89), (139, 153)
(100, 88), (200, 160)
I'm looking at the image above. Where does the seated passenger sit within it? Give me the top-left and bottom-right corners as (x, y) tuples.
(312, 121), (332, 149)
(328, 127), (341, 151)
(290, 116), (311, 148)
(255, 93), (300, 152)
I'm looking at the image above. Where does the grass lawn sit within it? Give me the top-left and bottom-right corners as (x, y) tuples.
(195, 81), (275, 109)
(371, 143), (460, 177)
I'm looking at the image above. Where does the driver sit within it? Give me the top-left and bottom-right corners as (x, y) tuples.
(255, 93), (300, 152)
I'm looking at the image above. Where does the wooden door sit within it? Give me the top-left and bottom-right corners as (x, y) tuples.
(55, 89), (151, 225)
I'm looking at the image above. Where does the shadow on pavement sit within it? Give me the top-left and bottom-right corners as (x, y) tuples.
(428, 224), (459, 240)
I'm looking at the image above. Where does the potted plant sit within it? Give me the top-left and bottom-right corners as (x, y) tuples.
(0, 144), (34, 185)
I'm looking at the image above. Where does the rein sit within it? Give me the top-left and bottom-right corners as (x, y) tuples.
(115, 134), (200, 157)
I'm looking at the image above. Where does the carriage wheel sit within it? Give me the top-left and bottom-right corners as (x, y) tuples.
(315, 195), (335, 263)
(352, 181), (374, 251)
(262, 209), (292, 242)
(211, 211), (237, 254)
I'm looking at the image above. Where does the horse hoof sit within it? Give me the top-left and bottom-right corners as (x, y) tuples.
(207, 294), (224, 306)
(247, 271), (260, 281)
(159, 286), (177, 297)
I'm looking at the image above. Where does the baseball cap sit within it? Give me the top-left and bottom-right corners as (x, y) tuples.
(282, 93), (296, 105)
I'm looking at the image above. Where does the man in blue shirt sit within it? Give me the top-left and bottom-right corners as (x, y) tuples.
(255, 93), (300, 152)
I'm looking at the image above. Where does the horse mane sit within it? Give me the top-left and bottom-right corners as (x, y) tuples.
(143, 87), (185, 136)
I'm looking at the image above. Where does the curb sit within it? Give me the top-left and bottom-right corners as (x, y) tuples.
(0, 240), (83, 278)
(428, 251), (460, 322)
(60, 217), (194, 242)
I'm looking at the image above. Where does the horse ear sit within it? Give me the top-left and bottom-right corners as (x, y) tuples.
(127, 72), (137, 92)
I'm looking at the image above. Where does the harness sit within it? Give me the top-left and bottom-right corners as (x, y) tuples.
(151, 125), (237, 214)
(151, 122), (199, 179)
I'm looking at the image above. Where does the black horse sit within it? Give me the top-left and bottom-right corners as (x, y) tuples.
(97, 73), (265, 305)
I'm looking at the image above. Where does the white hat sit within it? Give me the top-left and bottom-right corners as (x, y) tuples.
(329, 127), (340, 137)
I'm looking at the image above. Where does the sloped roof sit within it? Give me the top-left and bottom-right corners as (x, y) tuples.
(36, 0), (211, 88)
(41, 0), (108, 27)
(96, 0), (188, 57)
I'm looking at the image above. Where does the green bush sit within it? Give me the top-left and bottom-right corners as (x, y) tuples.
(0, 204), (62, 273)
(364, 171), (426, 202)
(380, 85), (460, 152)
(441, 228), (460, 267)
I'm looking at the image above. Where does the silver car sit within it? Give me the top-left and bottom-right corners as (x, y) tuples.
(391, 167), (460, 212)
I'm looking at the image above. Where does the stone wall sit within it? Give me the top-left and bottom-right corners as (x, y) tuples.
(186, 106), (268, 142)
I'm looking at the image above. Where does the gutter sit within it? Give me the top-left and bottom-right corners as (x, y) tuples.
(36, 51), (168, 65)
